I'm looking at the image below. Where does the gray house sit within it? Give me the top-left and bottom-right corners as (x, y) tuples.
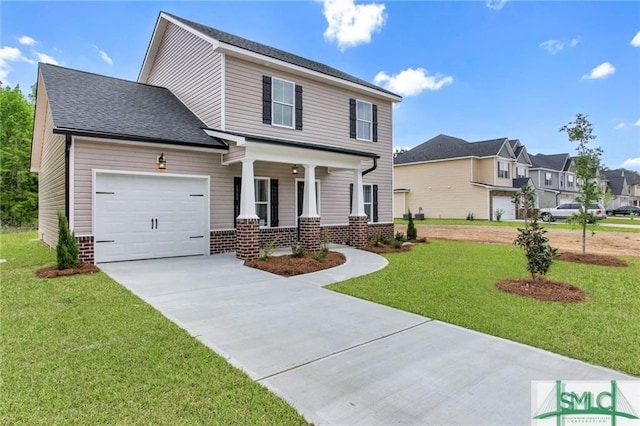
(30, 12), (401, 263)
(529, 153), (577, 208)
(603, 169), (632, 210)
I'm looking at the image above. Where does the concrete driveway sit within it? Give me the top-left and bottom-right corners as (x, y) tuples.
(101, 248), (635, 425)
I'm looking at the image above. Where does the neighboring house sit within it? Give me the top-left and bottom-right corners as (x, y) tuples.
(393, 134), (533, 220)
(30, 12), (401, 263)
(602, 169), (632, 209)
(528, 153), (577, 209)
(624, 170), (640, 207)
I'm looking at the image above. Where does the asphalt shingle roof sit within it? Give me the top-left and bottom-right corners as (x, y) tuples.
(39, 63), (227, 149)
(165, 12), (399, 98)
(529, 153), (570, 171)
(607, 176), (626, 196)
(393, 134), (510, 165)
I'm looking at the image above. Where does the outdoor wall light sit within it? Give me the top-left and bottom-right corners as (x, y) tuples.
(157, 153), (167, 169)
(291, 164), (299, 175)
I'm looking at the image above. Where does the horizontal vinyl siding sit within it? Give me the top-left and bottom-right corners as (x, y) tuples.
(476, 158), (495, 184)
(38, 106), (66, 247)
(73, 140), (226, 233)
(394, 159), (488, 219)
(145, 22), (222, 128)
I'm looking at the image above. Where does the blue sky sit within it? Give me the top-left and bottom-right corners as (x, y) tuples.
(2, 0), (639, 171)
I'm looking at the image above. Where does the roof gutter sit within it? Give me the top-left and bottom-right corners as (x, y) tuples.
(362, 157), (377, 176)
(65, 134), (71, 219)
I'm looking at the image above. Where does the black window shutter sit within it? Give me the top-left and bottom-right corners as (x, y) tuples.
(297, 181), (304, 217)
(372, 104), (378, 142)
(262, 76), (272, 124)
(270, 179), (279, 227)
(295, 85), (303, 130)
(349, 99), (356, 139)
(373, 184), (379, 223)
(349, 183), (353, 214)
(233, 177), (241, 228)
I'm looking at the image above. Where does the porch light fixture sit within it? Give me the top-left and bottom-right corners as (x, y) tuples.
(291, 164), (299, 175)
(157, 153), (167, 169)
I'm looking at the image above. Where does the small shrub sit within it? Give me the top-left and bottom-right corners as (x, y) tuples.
(322, 230), (330, 255)
(393, 239), (403, 249)
(260, 237), (278, 261)
(291, 243), (305, 258)
(466, 212), (474, 221)
(416, 236), (427, 243)
(313, 250), (327, 262)
(381, 236), (391, 245)
(406, 210), (418, 240)
(56, 211), (79, 270)
(395, 231), (406, 242)
(495, 208), (504, 222)
(514, 216), (558, 280)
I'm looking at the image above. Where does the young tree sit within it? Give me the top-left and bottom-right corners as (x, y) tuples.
(57, 212), (79, 269)
(511, 184), (536, 225)
(559, 114), (603, 254)
(0, 84), (38, 228)
(406, 209), (417, 240)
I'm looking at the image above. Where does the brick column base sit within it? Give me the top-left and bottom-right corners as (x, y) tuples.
(349, 216), (369, 249)
(76, 236), (95, 264)
(236, 218), (260, 260)
(299, 217), (321, 251)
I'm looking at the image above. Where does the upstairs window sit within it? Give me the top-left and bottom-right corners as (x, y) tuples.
(498, 161), (509, 179)
(262, 76), (303, 130)
(560, 174), (565, 187)
(349, 98), (378, 142)
(567, 175), (575, 188)
(545, 172), (553, 186)
(516, 166), (526, 178)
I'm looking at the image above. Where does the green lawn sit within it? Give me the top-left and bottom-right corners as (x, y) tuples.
(0, 232), (306, 425)
(328, 240), (640, 376)
(393, 217), (639, 232)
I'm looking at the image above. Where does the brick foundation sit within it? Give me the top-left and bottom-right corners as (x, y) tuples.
(299, 217), (321, 251)
(321, 224), (350, 245)
(259, 227), (297, 248)
(76, 236), (94, 264)
(349, 216), (369, 249)
(235, 218), (260, 260)
(367, 222), (395, 241)
(210, 229), (236, 254)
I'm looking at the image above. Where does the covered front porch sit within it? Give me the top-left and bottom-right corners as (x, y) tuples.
(206, 130), (391, 260)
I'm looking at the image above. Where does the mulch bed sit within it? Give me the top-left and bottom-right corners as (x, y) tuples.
(495, 278), (586, 303)
(364, 239), (426, 254)
(558, 252), (628, 267)
(35, 263), (101, 278)
(245, 251), (346, 277)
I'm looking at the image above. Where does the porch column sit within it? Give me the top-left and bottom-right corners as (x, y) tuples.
(236, 159), (260, 260)
(349, 169), (368, 248)
(299, 164), (321, 251)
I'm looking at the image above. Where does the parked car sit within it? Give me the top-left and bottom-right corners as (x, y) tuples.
(606, 205), (640, 216)
(540, 202), (607, 222)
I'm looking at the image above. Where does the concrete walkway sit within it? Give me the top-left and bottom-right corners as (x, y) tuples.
(100, 248), (635, 425)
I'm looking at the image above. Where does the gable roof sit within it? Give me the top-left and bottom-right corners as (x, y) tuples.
(606, 176), (627, 196)
(529, 153), (570, 171)
(394, 134), (512, 165)
(38, 63), (226, 149)
(141, 12), (400, 101)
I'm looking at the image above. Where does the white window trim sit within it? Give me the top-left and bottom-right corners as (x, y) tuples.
(254, 177), (270, 227)
(356, 99), (373, 142)
(272, 77), (295, 129)
(498, 161), (509, 179)
(294, 178), (321, 223)
(545, 172), (553, 186)
(363, 184), (373, 222)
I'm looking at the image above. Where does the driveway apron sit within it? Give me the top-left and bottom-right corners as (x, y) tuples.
(100, 249), (635, 425)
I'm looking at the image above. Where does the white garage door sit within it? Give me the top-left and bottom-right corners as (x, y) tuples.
(493, 196), (516, 220)
(94, 172), (209, 263)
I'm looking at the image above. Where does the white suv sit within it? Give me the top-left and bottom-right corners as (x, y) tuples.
(540, 202), (607, 222)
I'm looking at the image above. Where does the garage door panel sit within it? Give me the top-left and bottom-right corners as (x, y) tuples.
(95, 173), (208, 263)
(493, 196), (516, 220)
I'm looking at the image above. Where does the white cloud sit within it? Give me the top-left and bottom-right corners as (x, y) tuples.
(33, 52), (59, 65)
(90, 44), (113, 65)
(622, 157), (640, 170)
(374, 67), (453, 96)
(634, 119), (640, 127)
(322, 0), (386, 50)
(0, 46), (35, 83)
(631, 31), (640, 47)
(615, 122), (625, 129)
(486, 0), (507, 11)
(18, 35), (37, 46)
(582, 62), (615, 80)
(539, 38), (579, 54)
(615, 119), (640, 129)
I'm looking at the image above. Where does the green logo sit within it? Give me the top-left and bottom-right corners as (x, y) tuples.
(533, 380), (639, 426)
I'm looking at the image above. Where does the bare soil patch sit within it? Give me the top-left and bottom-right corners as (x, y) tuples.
(558, 252), (628, 267)
(496, 278), (586, 303)
(245, 251), (346, 277)
(399, 224), (640, 258)
(36, 263), (100, 278)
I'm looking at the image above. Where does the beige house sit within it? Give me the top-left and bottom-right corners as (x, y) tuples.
(393, 135), (532, 220)
(31, 12), (401, 263)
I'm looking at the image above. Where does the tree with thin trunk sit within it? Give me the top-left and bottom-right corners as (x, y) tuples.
(559, 114), (603, 255)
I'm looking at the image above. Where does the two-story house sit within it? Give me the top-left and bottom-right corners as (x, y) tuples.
(528, 153), (577, 209)
(30, 12), (401, 263)
(602, 169), (632, 210)
(393, 134), (533, 220)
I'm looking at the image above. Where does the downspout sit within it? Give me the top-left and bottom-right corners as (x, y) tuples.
(65, 134), (71, 219)
(362, 157), (377, 176)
